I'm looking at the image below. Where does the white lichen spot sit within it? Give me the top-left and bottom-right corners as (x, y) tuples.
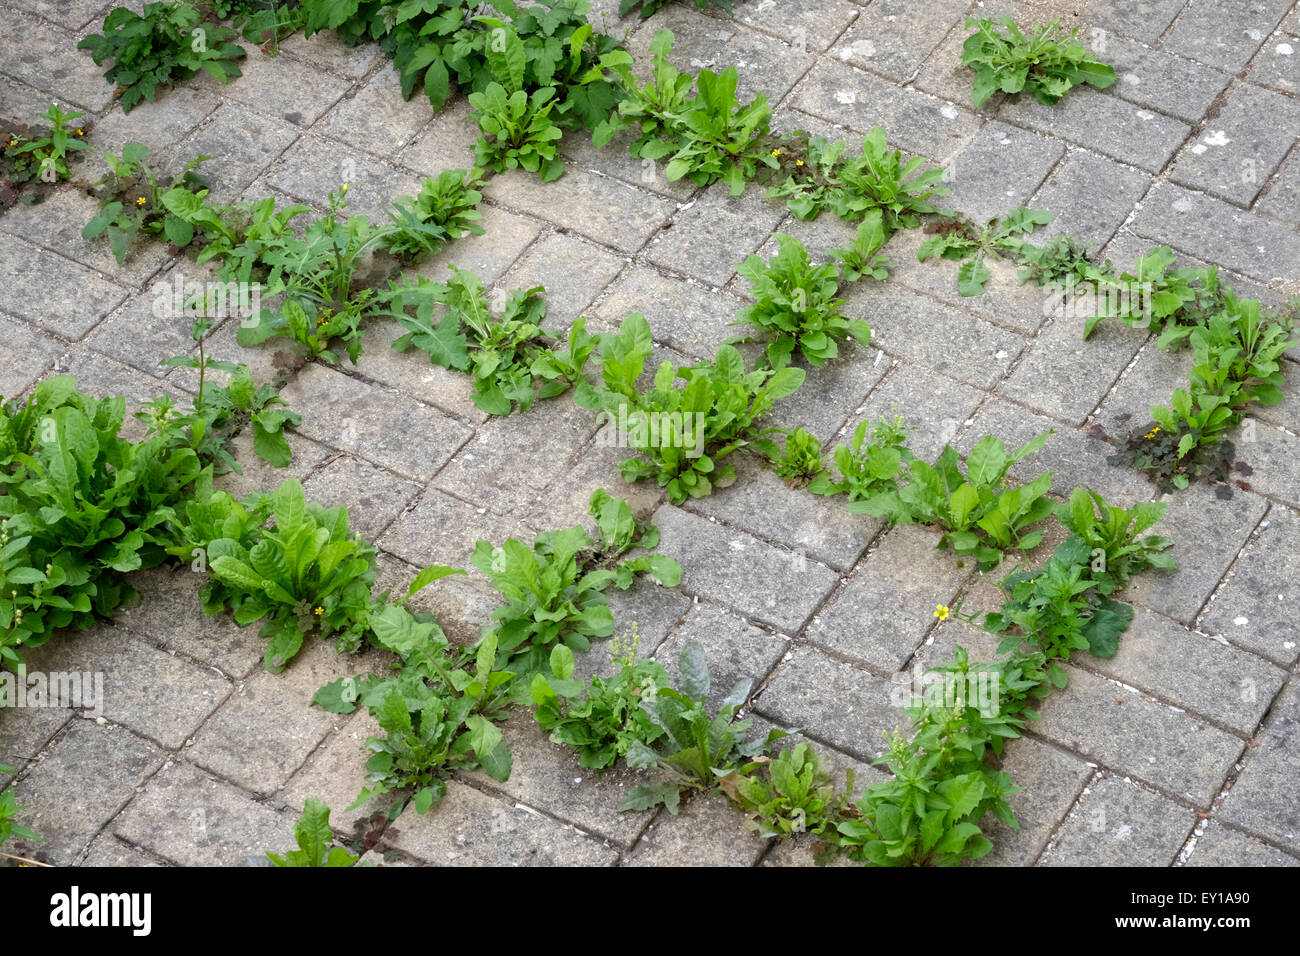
(1278, 42), (1294, 55)
(1113, 824), (1133, 841)
(1234, 615), (1249, 626)
(834, 89), (857, 105)
(1203, 130), (1231, 147)
(1122, 72), (1141, 85)
(940, 104), (959, 119)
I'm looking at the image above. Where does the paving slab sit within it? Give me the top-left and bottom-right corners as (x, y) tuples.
(974, 738), (1093, 867)
(643, 182), (788, 287)
(625, 790), (769, 866)
(828, 0), (972, 82)
(1161, 0), (1291, 72)
(0, 232), (127, 338)
(1040, 774), (1195, 866)
(1031, 149), (1152, 247)
(1186, 820), (1300, 866)
(1217, 680), (1300, 853)
(653, 600), (788, 711)
(942, 120), (1065, 224)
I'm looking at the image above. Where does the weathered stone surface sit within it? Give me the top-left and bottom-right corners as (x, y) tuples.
(113, 760), (295, 867)
(1031, 149), (1151, 247)
(1185, 820), (1300, 866)
(653, 601), (788, 711)
(1103, 37), (1232, 123)
(725, 0), (859, 54)
(1246, 9), (1300, 94)
(829, 0), (973, 81)
(302, 454), (421, 542)
(0, 312), (62, 396)
(1035, 666), (1244, 804)
(943, 120), (1065, 224)
(807, 525), (972, 672)
(592, 263), (745, 358)
(1218, 680), (1300, 852)
(167, 103), (301, 203)
(652, 506), (840, 633)
(643, 183), (788, 287)
(1161, 0), (1291, 72)
(626, 790), (769, 866)
(1040, 774), (1195, 866)
(279, 710), (396, 836)
(317, 63), (429, 151)
(974, 738), (1093, 867)
(377, 486), (531, 573)
(383, 780), (619, 865)
(500, 232), (625, 331)
(0, 233), (128, 338)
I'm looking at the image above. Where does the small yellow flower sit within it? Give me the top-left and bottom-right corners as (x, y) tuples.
(1143, 425), (1162, 440)
(6, 138), (16, 149)
(75, 128), (84, 136)
(770, 148), (782, 157)
(795, 159), (805, 167)
(314, 606), (324, 616)
(341, 182), (350, 193)
(135, 196), (146, 206)
(934, 604), (950, 621)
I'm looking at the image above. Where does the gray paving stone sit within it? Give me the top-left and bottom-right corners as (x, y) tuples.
(373, 551), (499, 649)
(16, 0), (111, 30)
(626, 6), (816, 104)
(1031, 149), (1151, 247)
(485, 166), (675, 254)
(808, 525), (973, 671)
(1200, 507), (1300, 667)
(651, 506), (840, 633)
(0, 233), (127, 338)
(878, 226), (1050, 335)
(528, 439), (670, 533)
(1092, 0), (1190, 43)
(186, 639), (355, 793)
(601, 580), (694, 668)
(114, 760), (295, 867)
(430, 396), (597, 515)
(1216, 680), (1300, 852)
(765, 342), (890, 440)
(1125, 483), (1268, 624)
(942, 120), (1065, 224)
(210, 426), (335, 501)
(957, 397), (1160, 506)
(1034, 666), (1244, 804)
(998, 87), (1191, 173)
(47, 350), (186, 442)
(80, 835), (162, 867)
(115, 566), (265, 680)
(754, 647), (902, 760)
(318, 64), (431, 155)
(829, 0), (970, 81)
(279, 363), (473, 481)
(1162, 0), (1291, 72)
(191, 46), (350, 129)
(559, 123), (700, 202)
(383, 780), (618, 865)
(1237, 421), (1300, 509)
(592, 263), (745, 358)
(1040, 774), (1195, 866)
(395, 96), (480, 177)
(377, 486), (530, 574)
(21, 625), (232, 750)
(13, 720), (165, 864)
(414, 202), (543, 287)
(841, 284), (1026, 389)
(460, 712), (654, 848)
(167, 103), (301, 204)
(1246, 9), (1300, 94)
(87, 83), (219, 158)
(840, 358), (985, 464)
(909, 19), (987, 108)
(997, 310), (1149, 425)
(1, 13), (116, 111)
(1082, 607), (1285, 735)
(644, 183), (788, 287)
(684, 454), (880, 571)
(1103, 37), (1232, 124)
(302, 454), (420, 542)
(0, 704), (72, 781)
(1169, 83), (1300, 206)
(0, 312), (61, 396)
(278, 32), (381, 80)
(1258, 145), (1300, 225)
(725, 0), (860, 54)
(653, 600), (788, 711)
(279, 710), (396, 837)
(626, 791), (769, 866)
(791, 60), (981, 164)
(86, 290), (227, 382)
(1131, 181), (1300, 284)
(349, 317), (488, 425)
(265, 133), (422, 223)
(1186, 820), (1300, 866)
(498, 232), (624, 331)
(974, 738), (1093, 866)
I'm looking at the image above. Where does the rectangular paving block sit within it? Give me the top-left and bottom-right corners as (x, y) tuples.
(349, 317), (488, 425)
(0, 13), (117, 111)
(485, 166), (676, 254)
(382, 780), (619, 865)
(974, 737), (1093, 867)
(1034, 665), (1245, 804)
(1169, 82), (1300, 206)
(499, 232), (624, 331)
(1092, 0), (1190, 43)
(113, 760), (296, 867)
(1040, 774), (1195, 866)
(0, 705), (72, 782)
(684, 454), (880, 572)
(1218, 680), (1300, 853)
(807, 525), (973, 672)
(192, 45), (350, 128)
(1082, 607), (1286, 735)
(1130, 181), (1300, 284)
(1103, 37), (1232, 123)
(754, 647), (905, 761)
(791, 59), (981, 164)
(643, 184), (789, 287)
(0, 233), (128, 339)
(1185, 819), (1300, 866)
(592, 263), (746, 359)
(626, 790), (769, 866)
(1246, 9), (1300, 94)
(0, 312), (62, 397)
(377, 486), (531, 573)
(829, 0), (970, 81)
(1199, 507), (1300, 667)
(841, 284), (1026, 389)
(396, 97), (480, 177)
(1031, 149), (1152, 247)
(997, 87), (1191, 173)
(20, 625), (232, 750)
(186, 640), (353, 793)
(1161, 0), (1291, 72)
(278, 711), (397, 837)
(12, 720), (165, 864)
(653, 600), (788, 711)
(265, 132), (423, 223)
(1257, 145), (1300, 225)
(650, 506), (840, 634)
(415, 202), (543, 287)
(279, 363), (473, 481)
(765, 343), (889, 441)
(168, 102), (301, 204)
(316, 62), (428, 151)
(942, 120), (1065, 224)
(1125, 483), (1268, 624)
(840, 358), (984, 464)
(726, 0), (860, 54)
(997, 310), (1149, 425)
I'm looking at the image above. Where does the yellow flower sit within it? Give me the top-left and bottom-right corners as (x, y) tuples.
(795, 159), (805, 166)
(770, 148), (782, 157)
(1143, 425), (1162, 440)
(341, 182), (350, 193)
(6, 139), (16, 149)
(933, 604), (950, 621)
(135, 196), (146, 206)
(314, 606), (324, 615)
(75, 128), (84, 136)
